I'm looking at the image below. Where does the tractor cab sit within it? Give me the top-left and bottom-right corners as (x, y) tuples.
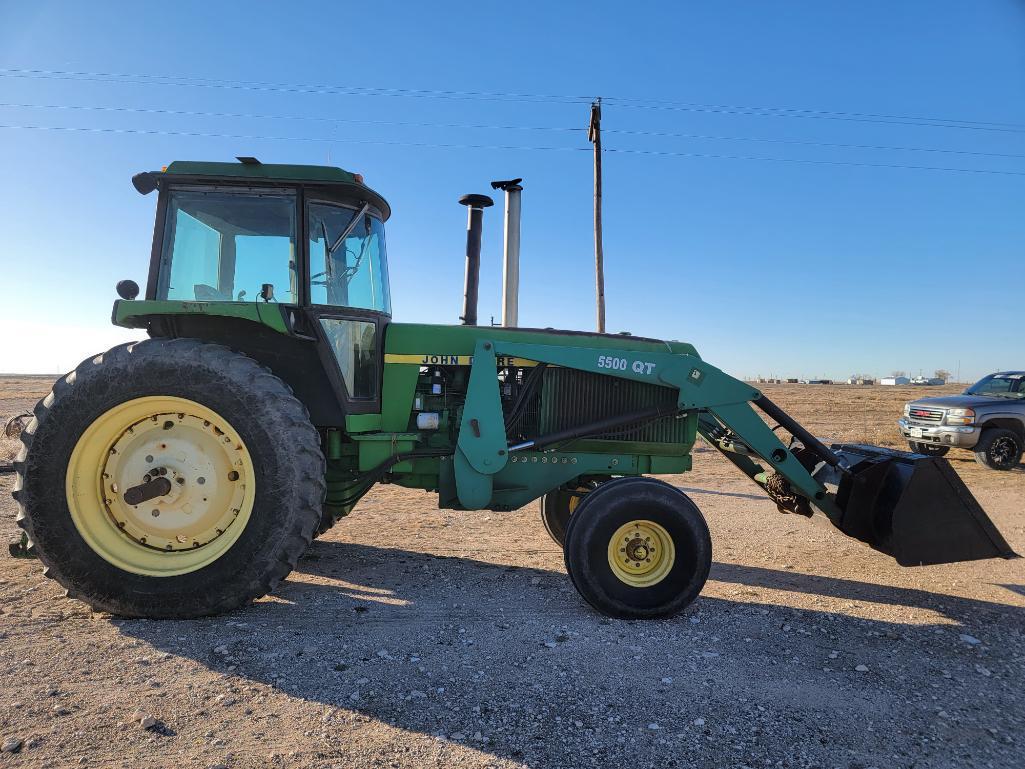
(134, 159), (391, 312)
(126, 158), (394, 417)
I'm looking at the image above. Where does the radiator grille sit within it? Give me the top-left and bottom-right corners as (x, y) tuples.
(908, 407), (944, 424)
(532, 368), (691, 444)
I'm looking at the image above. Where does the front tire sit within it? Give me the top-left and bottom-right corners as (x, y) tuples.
(539, 485), (593, 546)
(973, 428), (1023, 471)
(908, 441), (949, 457)
(563, 477), (711, 619)
(12, 339), (324, 618)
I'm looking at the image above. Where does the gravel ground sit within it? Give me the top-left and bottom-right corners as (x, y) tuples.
(1, 380), (1023, 769)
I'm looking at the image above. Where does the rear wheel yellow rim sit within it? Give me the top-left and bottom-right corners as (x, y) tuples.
(65, 396), (255, 577)
(607, 520), (675, 587)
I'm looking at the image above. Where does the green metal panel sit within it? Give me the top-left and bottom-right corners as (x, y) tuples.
(384, 323), (700, 359)
(113, 299), (289, 334)
(456, 341), (509, 475)
(345, 414), (383, 433)
(350, 432), (418, 471)
(453, 341), (510, 508)
(380, 363), (420, 432)
(492, 340), (754, 409)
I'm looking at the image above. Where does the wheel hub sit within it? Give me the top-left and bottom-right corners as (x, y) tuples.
(103, 412), (247, 551)
(991, 437), (1016, 464)
(66, 396), (256, 576)
(607, 520), (676, 587)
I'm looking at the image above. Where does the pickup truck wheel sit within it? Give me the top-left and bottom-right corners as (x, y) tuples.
(908, 441), (949, 457)
(973, 428), (1023, 471)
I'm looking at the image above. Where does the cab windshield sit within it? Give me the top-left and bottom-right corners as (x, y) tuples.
(965, 374), (1025, 399)
(157, 189), (297, 303)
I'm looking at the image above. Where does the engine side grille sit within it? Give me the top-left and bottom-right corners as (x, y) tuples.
(535, 368), (691, 444)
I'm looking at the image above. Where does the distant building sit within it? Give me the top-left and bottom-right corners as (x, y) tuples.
(847, 378), (876, 385)
(881, 376), (910, 386)
(910, 376), (946, 386)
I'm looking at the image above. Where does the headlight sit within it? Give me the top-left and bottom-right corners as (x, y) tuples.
(903, 403), (911, 416)
(946, 408), (975, 425)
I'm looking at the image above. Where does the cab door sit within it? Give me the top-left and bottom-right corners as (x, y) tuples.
(304, 197), (392, 415)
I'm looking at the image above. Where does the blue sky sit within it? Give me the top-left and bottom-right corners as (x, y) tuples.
(0, 1), (1022, 379)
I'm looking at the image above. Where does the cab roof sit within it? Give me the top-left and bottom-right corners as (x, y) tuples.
(132, 158), (390, 220)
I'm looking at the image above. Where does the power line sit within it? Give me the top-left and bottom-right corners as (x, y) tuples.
(0, 122), (590, 154)
(0, 101), (586, 134)
(0, 68), (591, 105)
(603, 127), (1025, 161)
(602, 96), (1025, 131)
(603, 100), (1025, 134)
(2, 101), (1017, 162)
(602, 146), (1025, 177)
(2, 67), (1023, 134)
(2, 122), (1022, 178)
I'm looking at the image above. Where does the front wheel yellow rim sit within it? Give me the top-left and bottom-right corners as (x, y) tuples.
(607, 520), (676, 587)
(65, 396), (256, 577)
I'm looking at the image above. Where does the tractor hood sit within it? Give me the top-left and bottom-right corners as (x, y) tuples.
(383, 323), (699, 363)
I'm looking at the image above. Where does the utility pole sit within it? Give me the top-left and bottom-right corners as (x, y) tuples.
(588, 98), (605, 333)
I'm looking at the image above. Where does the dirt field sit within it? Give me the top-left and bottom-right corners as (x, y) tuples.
(1, 379), (1022, 769)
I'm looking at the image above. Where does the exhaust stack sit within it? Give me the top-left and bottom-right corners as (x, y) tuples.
(458, 193), (494, 325)
(491, 178), (523, 327)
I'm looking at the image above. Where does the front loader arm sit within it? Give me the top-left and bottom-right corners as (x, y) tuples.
(455, 339), (839, 517)
(453, 339), (1013, 568)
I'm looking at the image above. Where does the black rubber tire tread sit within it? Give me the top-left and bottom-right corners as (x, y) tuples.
(540, 488), (576, 546)
(563, 476), (711, 620)
(973, 428), (1023, 471)
(315, 506), (341, 537)
(12, 338), (325, 618)
(907, 441), (950, 457)
(315, 501), (356, 538)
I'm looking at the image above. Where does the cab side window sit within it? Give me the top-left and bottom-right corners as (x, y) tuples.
(159, 189), (297, 303)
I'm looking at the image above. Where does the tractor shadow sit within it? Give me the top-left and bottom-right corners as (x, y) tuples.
(114, 541), (1025, 768)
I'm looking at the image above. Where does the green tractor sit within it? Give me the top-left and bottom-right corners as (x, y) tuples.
(11, 159), (1015, 619)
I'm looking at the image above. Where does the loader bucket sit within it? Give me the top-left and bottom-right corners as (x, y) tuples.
(826, 444), (1017, 566)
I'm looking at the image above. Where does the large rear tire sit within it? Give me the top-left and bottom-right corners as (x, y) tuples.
(12, 338), (324, 618)
(563, 477), (711, 619)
